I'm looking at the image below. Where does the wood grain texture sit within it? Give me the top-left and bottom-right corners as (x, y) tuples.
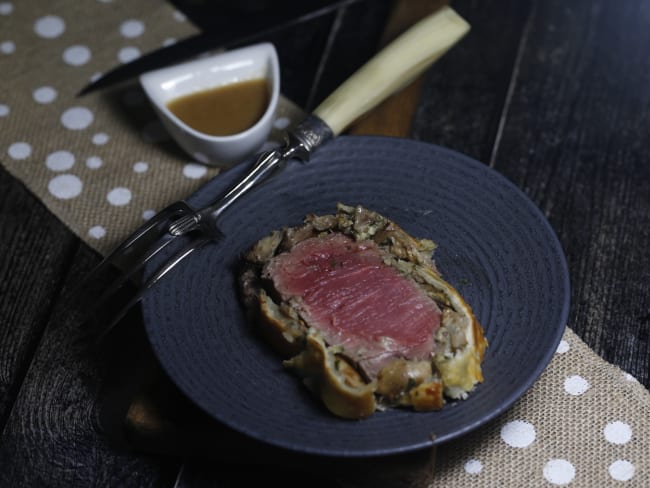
(0, 167), (78, 422)
(0, 167), (176, 486)
(412, 0), (532, 162)
(302, 0), (395, 111)
(413, 0), (650, 387)
(489, 0), (650, 385)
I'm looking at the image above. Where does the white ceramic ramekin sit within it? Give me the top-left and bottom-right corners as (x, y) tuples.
(140, 42), (280, 167)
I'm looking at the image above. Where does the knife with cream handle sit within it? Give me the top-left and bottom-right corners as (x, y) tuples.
(313, 5), (469, 136)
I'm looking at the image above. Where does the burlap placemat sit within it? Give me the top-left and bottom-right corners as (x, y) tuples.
(0, 0), (303, 255)
(433, 328), (649, 486)
(2, 1), (648, 486)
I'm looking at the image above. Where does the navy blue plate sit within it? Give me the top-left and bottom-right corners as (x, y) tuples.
(141, 136), (570, 457)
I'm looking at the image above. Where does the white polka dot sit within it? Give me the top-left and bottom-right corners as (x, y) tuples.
(92, 132), (110, 145)
(173, 10), (187, 21)
(543, 459), (575, 485)
(555, 340), (569, 354)
(33, 86), (57, 104)
(88, 225), (106, 239)
(609, 460), (635, 481)
(464, 459), (482, 475)
(118, 46), (140, 63)
(120, 19), (144, 38)
(61, 106), (94, 130)
(162, 37), (177, 47)
(273, 117), (290, 130)
(0, 3), (14, 15)
(45, 150), (75, 171)
(48, 174), (82, 199)
(500, 420), (536, 448)
(0, 104), (9, 116)
(90, 72), (102, 82)
(142, 209), (156, 220)
(107, 187), (132, 206)
(564, 375), (590, 395)
(8, 142), (31, 160)
(604, 421), (632, 445)
(63, 45), (91, 66)
(1, 41), (15, 54)
(624, 372), (638, 382)
(142, 120), (168, 143)
(183, 163), (207, 179)
(133, 161), (148, 173)
(86, 156), (102, 169)
(34, 15), (65, 38)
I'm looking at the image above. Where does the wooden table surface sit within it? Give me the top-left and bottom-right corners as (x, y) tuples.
(1, 0), (649, 486)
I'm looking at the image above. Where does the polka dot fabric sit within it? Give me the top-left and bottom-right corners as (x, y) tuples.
(433, 328), (650, 486)
(0, 0), (303, 255)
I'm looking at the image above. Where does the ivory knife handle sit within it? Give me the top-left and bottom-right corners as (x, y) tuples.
(313, 5), (469, 136)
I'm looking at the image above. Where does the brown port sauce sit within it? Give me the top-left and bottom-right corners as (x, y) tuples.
(166, 78), (270, 136)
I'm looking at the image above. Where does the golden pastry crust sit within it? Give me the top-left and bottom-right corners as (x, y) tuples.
(238, 203), (487, 419)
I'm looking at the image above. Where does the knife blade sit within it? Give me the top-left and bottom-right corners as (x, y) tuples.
(78, 0), (370, 96)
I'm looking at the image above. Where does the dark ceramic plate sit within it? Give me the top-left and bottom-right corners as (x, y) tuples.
(141, 136), (570, 457)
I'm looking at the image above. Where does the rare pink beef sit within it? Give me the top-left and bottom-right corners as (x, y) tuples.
(264, 233), (441, 377)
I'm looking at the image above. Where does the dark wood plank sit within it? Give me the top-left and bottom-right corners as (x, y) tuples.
(302, 0), (395, 111)
(0, 167), (79, 422)
(488, 0), (650, 386)
(412, 0), (533, 162)
(0, 167), (175, 486)
(413, 0), (650, 387)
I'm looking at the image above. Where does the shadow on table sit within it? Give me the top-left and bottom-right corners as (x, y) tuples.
(91, 312), (435, 488)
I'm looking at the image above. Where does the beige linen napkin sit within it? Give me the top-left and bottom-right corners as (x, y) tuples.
(2, 1), (648, 486)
